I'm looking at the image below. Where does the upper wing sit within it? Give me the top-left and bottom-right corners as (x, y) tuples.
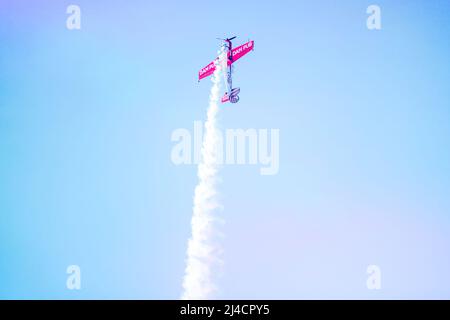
(228, 40), (254, 65)
(198, 59), (217, 81)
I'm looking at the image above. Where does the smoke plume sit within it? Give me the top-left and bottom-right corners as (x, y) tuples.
(181, 49), (226, 299)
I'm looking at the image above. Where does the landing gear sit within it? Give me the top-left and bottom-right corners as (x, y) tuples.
(230, 94), (240, 104)
(229, 87), (241, 104)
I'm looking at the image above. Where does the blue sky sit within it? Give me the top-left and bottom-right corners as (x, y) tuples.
(1, 0), (450, 299)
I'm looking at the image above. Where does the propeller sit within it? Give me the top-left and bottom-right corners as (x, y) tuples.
(216, 36), (237, 41)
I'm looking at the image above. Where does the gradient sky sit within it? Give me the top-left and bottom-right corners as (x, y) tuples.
(1, 0), (450, 299)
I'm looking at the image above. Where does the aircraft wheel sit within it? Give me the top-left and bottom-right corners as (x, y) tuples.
(230, 94), (240, 104)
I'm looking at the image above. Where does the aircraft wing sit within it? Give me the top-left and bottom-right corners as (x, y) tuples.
(198, 40), (254, 81)
(228, 40), (254, 65)
(198, 59), (217, 81)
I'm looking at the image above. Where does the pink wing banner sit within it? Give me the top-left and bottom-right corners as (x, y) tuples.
(228, 40), (254, 65)
(198, 60), (217, 81)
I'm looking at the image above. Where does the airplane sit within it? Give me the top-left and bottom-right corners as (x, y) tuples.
(198, 36), (254, 104)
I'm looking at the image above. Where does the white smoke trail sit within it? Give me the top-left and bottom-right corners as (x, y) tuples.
(181, 49), (226, 300)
